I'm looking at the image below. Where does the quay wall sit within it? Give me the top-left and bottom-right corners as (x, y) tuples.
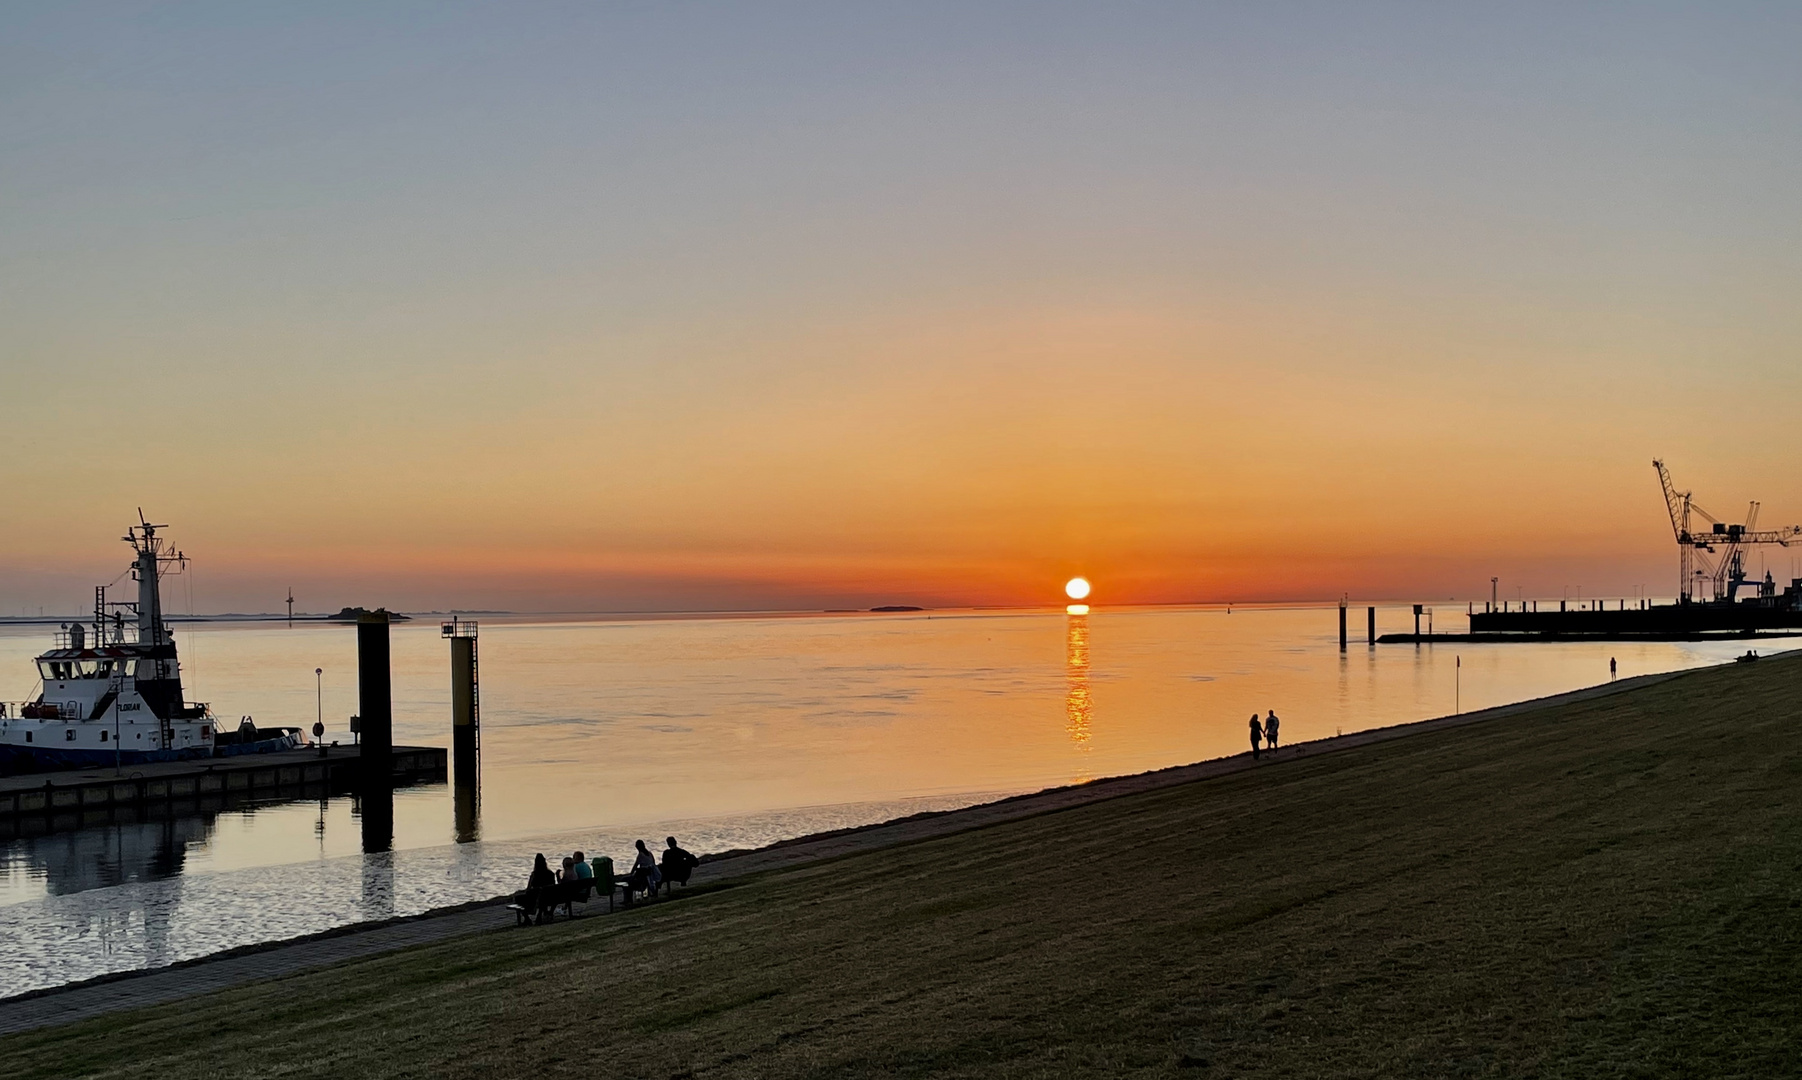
(1469, 604), (1802, 635)
(0, 746), (446, 827)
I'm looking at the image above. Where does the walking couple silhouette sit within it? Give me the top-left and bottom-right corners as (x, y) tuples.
(1249, 710), (1279, 759)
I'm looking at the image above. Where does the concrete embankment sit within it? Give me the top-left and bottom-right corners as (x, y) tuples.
(0, 745), (445, 832)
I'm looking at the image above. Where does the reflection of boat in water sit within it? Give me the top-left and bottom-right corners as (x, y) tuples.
(8, 814), (215, 896)
(0, 814), (211, 975)
(0, 517), (301, 774)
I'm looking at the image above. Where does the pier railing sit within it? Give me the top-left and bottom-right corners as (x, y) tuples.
(49, 626), (141, 649)
(1467, 598), (1658, 615)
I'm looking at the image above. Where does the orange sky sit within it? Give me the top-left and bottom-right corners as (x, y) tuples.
(5, 7), (1802, 614)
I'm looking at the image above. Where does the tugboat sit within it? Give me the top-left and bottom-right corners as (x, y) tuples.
(0, 516), (302, 774)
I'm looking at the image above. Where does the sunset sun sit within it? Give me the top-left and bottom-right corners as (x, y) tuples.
(1065, 577), (1091, 601)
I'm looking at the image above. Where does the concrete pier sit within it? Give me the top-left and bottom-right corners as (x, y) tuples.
(0, 744), (446, 830)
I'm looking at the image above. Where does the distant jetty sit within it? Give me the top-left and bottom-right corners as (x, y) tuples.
(1385, 460), (1802, 643)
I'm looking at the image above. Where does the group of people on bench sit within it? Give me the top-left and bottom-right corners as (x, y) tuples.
(515, 837), (699, 923)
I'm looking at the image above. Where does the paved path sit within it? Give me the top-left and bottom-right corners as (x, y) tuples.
(0, 665), (1713, 1037)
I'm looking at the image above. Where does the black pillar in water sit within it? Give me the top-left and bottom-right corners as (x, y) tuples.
(448, 622), (481, 843)
(1412, 604), (1423, 639)
(1338, 602), (1347, 650)
(453, 772), (479, 844)
(357, 612), (393, 774)
(359, 786), (393, 853)
(1367, 606), (1376, 645)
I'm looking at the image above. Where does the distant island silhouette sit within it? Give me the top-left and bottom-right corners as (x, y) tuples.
(326, 607), (412, 622)
(869, 606), (925, 612)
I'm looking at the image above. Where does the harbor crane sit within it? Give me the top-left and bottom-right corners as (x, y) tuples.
(1653, 459), (1801, 603)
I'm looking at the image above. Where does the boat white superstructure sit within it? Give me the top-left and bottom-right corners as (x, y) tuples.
(0, 517), (299, 772)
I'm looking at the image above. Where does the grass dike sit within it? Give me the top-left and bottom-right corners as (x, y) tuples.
(5, 652), (1800, 1077)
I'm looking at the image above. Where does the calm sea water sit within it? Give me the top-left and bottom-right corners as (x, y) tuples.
(0, 605), (1778, 994)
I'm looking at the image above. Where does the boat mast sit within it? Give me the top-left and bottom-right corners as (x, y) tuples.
(131, 521), (163, 645)
(120, 512), (193, 728)
(126, 510), (183, 648)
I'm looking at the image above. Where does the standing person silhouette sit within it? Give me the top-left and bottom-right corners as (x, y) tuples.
(1265, 710), (1280, 751)
(1249, 714), (1263, 759)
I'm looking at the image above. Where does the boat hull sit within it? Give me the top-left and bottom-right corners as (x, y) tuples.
(0, 731), (303, 775)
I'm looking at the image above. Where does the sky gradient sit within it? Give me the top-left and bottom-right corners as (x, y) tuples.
(5, 3), (1802, 614)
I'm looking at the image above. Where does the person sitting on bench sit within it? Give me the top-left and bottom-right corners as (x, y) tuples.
(526, 853), (555, 893)
(564, 851), (594, 911)
(628, 839), (662, 897)
(659, 836), (699, 890)
(544, 855), (592, 918)
(517, 853), (556, 924)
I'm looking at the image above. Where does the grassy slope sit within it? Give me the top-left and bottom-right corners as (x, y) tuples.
(7, 656), (1801, 1079)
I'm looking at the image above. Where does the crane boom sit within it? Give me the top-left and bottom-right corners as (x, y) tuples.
(1653, 460), (1801, 603)
(1653, 459), (1688, 544)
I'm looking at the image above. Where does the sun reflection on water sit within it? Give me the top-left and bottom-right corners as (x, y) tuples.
(1065, 612), (1092, 766)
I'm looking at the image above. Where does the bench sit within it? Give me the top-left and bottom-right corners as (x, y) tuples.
(506, 856), (690, 924)
(508, 878), (604, 925)
(618, 872), (653, 907)
(618, 866), (689, 904)
(612, 854), (698, 903)
(657, 852), (697, 897)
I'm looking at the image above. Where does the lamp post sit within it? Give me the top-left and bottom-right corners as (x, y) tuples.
(314, 666), (325, 757)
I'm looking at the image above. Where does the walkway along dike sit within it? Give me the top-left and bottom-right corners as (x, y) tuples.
(0, 744), (446, 835)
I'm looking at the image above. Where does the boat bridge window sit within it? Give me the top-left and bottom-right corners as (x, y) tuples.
(37, 660), (118, 679)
